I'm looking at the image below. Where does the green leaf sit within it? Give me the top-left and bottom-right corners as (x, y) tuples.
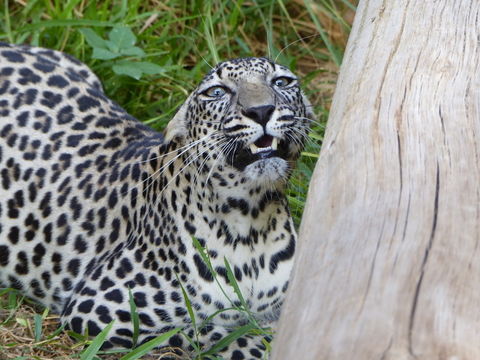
(112, 63), (143, 79)
(109, 26), (137, 49)
(121, 46), (145, 57)
(80, 320), (114, 360)
(105, 39), (120, 53)
(118, 328), (182, 360)
(79, 28), (107, 49)
(135, 62), (164, 75)
(41, 307), (49, 319)
(92, 47), (119, 60)
(16, 317), (29, 327)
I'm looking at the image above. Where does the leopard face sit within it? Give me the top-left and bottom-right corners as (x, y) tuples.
(166, 57), (313, 186)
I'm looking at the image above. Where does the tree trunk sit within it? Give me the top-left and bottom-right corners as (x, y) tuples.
(272, 0), (480, 359)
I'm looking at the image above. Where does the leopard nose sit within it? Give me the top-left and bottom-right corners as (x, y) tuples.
(242, 105), (275, 127)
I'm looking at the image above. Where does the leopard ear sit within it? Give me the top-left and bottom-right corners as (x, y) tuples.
(164, 95), (192, 142)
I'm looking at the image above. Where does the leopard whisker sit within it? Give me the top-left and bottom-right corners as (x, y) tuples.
(204, 138), (236, 185)
(220, 138), (238, 163)
(146, 137), (226, 196)
(157, 141), (225, 195)
(192, 138), (231, 187)
(289, 127), (312, 142)
(290, 127), (319, 149)
(288, 125), (313, 141)
(122, 134), (218, 196)
(285, 132), (303, 149)
(131, 143), (223, 245)
(294, 116), (324, 128)
(193, 138), (231, 185)
(273, 33), (322, 63)
(136, 133), (218, 165)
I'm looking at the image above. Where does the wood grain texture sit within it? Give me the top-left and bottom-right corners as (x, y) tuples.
(272, 0), (480, 359)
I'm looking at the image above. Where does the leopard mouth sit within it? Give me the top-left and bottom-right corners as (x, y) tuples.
(249, 135), (278, 157)
(228, 135), (289, 171)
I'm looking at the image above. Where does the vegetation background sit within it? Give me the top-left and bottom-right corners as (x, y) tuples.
(0, 0), (356, 359)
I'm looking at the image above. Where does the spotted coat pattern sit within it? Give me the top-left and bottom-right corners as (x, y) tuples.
(0, 42), (313, 359)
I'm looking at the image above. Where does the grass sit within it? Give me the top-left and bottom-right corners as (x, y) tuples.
(0, 0), (356, 358)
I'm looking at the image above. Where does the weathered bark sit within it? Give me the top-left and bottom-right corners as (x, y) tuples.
(272, 0), (480, 359)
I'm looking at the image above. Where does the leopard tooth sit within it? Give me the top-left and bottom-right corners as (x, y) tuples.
(250, 143), (260, 154)
(250, 141), (277, 154)
(271, 137), (278, 150)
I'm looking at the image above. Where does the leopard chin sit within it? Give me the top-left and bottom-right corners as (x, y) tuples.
(243, 157), (290, 183)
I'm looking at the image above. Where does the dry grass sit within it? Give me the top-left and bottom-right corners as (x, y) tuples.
(0, 296), (73, 359)
(0, 294), (184, 359)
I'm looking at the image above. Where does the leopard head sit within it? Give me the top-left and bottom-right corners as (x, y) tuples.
(165, 57), (314, 186)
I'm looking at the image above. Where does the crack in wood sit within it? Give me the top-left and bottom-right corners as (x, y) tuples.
(379, 337), (394, 360)
(360, 217), (386, 311)
(408, 163), (440, 358)
(396, 131), (403, 194)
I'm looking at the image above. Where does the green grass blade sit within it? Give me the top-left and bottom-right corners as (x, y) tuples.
(340, 0), (357, 11)
(203, 2), (220, 65)
(79, 320), (114, 360)
(14, 19), (115, 33)
(201, 323), (257, 356)
(309, 132), (323, 141)
(301, 151), (319, 158)
(197, 307), (237, 332)
(33, 313), (43, 342)
(303, 0), (342, 67)
(118, 328), (182, 360)
(191, 237), (215, 275)
(7, 290), (21, 309)
(176, 275), (196, 330)
(175, 273), (199, 350)
(2, 0), (13, 43)
(60, 0), (84, 19)
(223, 258), (247, 308)
(286, 195), (305, 207)
(127, 288), (140, 347)
(0, 288), (16, 297)
(45, 322), (67, 340)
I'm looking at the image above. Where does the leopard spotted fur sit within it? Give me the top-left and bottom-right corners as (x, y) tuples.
(0, 42), (313, 359)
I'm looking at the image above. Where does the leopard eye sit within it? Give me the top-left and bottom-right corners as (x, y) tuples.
(272, 76), (295, 88)
(203, 86), (227, 98)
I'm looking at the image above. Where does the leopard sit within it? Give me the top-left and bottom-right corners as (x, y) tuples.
(0, 42), (313, 359)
